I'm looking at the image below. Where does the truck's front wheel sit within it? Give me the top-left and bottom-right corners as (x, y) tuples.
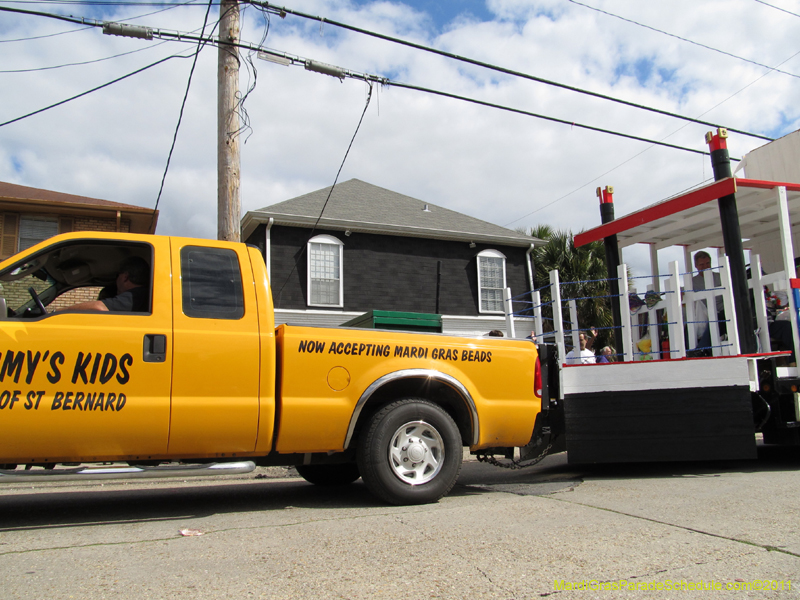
(357, 398), (462, 505)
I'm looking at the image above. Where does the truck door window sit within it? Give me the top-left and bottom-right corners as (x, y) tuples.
(0, 240), (152, 318)
(180, 246), (244, 319)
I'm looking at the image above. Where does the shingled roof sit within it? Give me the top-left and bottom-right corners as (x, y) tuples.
(242, 179), (539, 247)
(0, 181), (157, 233)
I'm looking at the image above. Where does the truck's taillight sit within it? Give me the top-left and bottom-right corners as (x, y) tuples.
(534, 356), (542, 398)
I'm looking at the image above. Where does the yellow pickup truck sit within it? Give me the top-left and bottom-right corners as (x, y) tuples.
(0, 232), (544, 505)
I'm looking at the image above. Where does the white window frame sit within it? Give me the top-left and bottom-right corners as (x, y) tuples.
(477, 249), (507, 314)
(307, 234), (344, 308)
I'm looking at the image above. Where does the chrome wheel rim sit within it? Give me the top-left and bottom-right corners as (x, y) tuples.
(388, 420), (444, 485)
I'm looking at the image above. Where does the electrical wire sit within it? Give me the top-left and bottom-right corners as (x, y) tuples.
(309, 85), (374, 231)
(232, 1), (293, 143)
(0, 4), (97, 25)
(1, 3), (753, 163)
(389, 80), (725, 159)
(242, 0), (774, 142)
(3, 2), (778, 149)
(275, 83), (374, 304)
(0, 52), (192, 128)
(754, 0), (800, 18)
(0, 1), (212, 5)
(5, 0), (790, 240)
(0, 4), (732, 161)
(120, 0), (206, 20)
(567, 0), (800, 80)
(0, 40), (172, 72)
(501, 44), (800, 227)
(0, 0), (198, 42)
(0, 25), (93, 43)
(0, 5), (218, 73)
(150, 0), (215, 228)
(233, 51), (257, 142)
(230, 0), (273, 143)
(229, 2), (257, 144)
(4, 1), (787, 240)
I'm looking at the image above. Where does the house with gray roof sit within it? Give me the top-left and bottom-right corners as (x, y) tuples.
(242, 179), (541, 337)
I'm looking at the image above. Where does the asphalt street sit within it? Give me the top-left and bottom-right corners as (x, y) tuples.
(0, 446), (798, 599)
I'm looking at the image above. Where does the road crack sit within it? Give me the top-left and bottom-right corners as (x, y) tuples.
(545, 496), (800, 559)
(0, 504), (449, 556)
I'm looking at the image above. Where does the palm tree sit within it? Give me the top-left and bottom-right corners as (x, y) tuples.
(527, 227), (614, 350)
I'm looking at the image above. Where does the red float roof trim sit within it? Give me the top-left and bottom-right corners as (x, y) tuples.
(574, 178), (736, 248)
(735, 178), (800, 192)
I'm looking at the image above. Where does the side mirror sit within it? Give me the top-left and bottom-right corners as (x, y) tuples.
(0, 298), (7, 321)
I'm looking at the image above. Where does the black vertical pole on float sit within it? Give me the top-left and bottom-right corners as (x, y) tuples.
(597, 186), (624, 357)
(435, 260), (442, 314)
(706, 128), (757, 354)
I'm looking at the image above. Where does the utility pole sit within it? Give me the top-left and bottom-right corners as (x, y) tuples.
(217, 0), (241, 242)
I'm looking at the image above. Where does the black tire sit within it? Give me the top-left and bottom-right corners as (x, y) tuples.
(357, 398), (462, 505)
(295, 463), (361, 486)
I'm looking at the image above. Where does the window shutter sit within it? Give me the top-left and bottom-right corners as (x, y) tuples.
(58, 217), (74, 234)
(1, 214), (19, 259)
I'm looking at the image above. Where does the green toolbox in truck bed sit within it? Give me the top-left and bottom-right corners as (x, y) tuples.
(342, 310), (442, 333)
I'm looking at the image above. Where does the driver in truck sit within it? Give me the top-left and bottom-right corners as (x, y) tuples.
(58, 256), (149, 313)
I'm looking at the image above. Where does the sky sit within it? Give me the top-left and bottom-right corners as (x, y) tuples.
(1, 0), (799, 281)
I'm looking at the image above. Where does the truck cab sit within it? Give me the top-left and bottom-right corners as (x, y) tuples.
(0, 232), (276, 464)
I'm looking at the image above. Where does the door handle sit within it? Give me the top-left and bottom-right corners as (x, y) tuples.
(143, 334), (167, 363)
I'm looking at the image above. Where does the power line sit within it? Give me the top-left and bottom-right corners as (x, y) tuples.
(1, 3), (730, 160)
(0, 1), (210, 5)
(242, 0), (774, 142)
(101, 18), (725, 160)
(3, 2), (760, 163)
(4, 1), (779, 145)
(502, 42), (800, 227)
(567, 0), (800, 80)
(0, 41), (171, 72)
(150, 0), (215, 229)
(753, 0), (800, 18)
(0, 24), (93, 43)
(0, 4), (388, 84)
(120, 0), (207, 20)
(0, 52), (192, 128)
(1, 10), (215, 73)
(0, 0), (197, 42)
(4, 1), (774, 232)
(276, 83), (375, 304)
(389, 80), (728, 160)
(179, 29), (742, 159)
(0, 4), (98, 25)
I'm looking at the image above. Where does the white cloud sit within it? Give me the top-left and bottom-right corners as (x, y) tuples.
(1, 0), (799, 281)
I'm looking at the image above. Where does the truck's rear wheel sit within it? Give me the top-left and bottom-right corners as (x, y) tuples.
(357, 398), (462, 505)
(295, 463), (361, 486)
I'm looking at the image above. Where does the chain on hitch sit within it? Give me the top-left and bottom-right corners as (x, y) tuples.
(475, 439), (555, 470)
